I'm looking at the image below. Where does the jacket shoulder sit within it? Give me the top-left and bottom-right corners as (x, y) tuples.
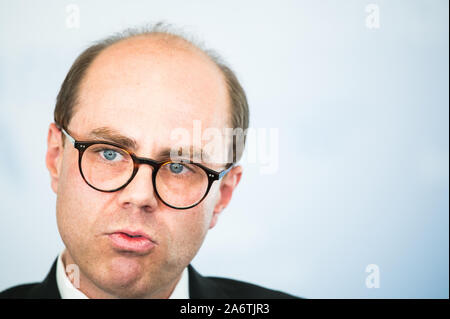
(188, 265), (301, 299)
(0, 258), (60, 299)
(0, 283), (41, 299)
(206, 276), (300, 299)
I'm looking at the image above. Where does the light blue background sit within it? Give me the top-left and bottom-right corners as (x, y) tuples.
(0, 0), (448, 298)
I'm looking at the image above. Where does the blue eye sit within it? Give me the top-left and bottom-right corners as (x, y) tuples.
(102, 149), (118, 161)
(169, 163), (184, 174)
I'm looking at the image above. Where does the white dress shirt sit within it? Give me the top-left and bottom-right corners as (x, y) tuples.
(55, 250), (189, 299)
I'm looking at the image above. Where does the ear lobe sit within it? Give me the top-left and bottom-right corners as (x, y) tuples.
(208, 211), (220, 229)
(45, 123), (64, 194)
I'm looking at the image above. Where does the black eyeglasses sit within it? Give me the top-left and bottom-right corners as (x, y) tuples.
(59, 126), (233, 210)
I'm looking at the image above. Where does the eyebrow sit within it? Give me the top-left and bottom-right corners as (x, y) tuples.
(88, 127), (138, 151)
(87, 126), (211, 162)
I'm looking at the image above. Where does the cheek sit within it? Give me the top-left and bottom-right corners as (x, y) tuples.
(183, 186), (220, 234)
(162, 189), (219, 263)
(55, 153), (104, 251)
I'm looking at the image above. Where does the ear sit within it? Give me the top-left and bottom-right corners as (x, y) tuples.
(209, 165), (243, 229)
(45, 123), (64, 194)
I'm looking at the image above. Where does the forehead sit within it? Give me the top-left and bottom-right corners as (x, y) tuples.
(70, 35), (230, 155)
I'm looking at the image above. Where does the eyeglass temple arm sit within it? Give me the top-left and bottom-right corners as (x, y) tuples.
(58, 125), (75, 145)
(218, 164), (234, 180)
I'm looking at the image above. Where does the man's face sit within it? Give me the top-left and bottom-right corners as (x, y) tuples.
(46, 36), (241, 298)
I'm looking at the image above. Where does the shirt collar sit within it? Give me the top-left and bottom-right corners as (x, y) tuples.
(56, 250), (189, 299)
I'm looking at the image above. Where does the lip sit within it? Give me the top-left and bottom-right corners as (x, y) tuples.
(108, 230), (156, 254)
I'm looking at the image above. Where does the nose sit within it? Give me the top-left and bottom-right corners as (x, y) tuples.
(116, 163), (159, 212)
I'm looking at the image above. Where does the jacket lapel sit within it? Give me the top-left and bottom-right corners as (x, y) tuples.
(28, 257), (61, 298)
(188, 264), (228, 299)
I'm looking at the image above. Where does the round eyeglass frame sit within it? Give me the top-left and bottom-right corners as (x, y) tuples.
(59, 126), (234, 210)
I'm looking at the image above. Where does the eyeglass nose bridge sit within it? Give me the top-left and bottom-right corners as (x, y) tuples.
(130, 155), (163, 177)
(134, 156), (160, 167)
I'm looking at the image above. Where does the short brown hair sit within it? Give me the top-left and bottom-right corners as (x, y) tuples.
(54, 22), (249, 163)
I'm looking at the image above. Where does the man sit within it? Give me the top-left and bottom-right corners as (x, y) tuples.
(1, 23), (297, 299)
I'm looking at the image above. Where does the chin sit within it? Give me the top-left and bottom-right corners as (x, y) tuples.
(106, 254), (146, 286)
(100, 254), (166, 298)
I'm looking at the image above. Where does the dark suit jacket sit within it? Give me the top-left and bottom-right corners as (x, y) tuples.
(0, 258), (298, 299)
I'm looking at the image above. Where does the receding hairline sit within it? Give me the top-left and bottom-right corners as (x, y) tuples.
(75, 29), (231, 120)
(87, 24), (225, 77)
(89, 31), (225, 81)
(100, 31), (208, 58)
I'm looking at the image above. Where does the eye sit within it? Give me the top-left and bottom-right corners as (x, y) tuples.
(169, 163), (185, 174)
(100, 149), (123, 162)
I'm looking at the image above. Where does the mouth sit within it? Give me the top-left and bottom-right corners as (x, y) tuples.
(108, 230), (156, 254)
